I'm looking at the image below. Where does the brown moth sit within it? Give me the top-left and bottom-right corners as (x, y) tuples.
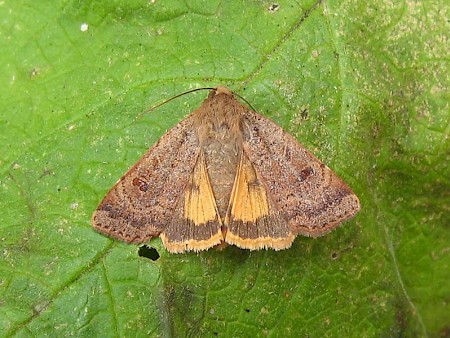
(92, 86), (360, 253)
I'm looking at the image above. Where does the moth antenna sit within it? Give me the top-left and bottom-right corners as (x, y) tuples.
(134, 87), (215, 121)
(134, 86), (256, 122)
(231, 92), (257, 112)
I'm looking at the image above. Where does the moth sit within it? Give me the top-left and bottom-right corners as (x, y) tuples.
(92, 86), (360, 253)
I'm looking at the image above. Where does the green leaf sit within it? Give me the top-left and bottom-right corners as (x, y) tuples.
(1, 0), (448, 337)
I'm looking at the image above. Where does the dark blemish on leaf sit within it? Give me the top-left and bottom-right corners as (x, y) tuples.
(395, 300), (409, 335)
(300, 107), (309, 119)
(268, 4), (279, 12)
(138, 245), (160, 261)
(331, 251), (338, 260)
(30, 67), (40, 78)
(438, 326), (450, 337)
(245, 308), (250, 313)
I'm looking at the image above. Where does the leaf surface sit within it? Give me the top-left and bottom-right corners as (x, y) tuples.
(1, 0), (448, 337)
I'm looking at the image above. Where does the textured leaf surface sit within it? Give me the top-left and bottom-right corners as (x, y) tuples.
(1, 0), (448, 337)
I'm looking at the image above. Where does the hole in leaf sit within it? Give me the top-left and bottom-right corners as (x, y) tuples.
(138, 245), (160, 261)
